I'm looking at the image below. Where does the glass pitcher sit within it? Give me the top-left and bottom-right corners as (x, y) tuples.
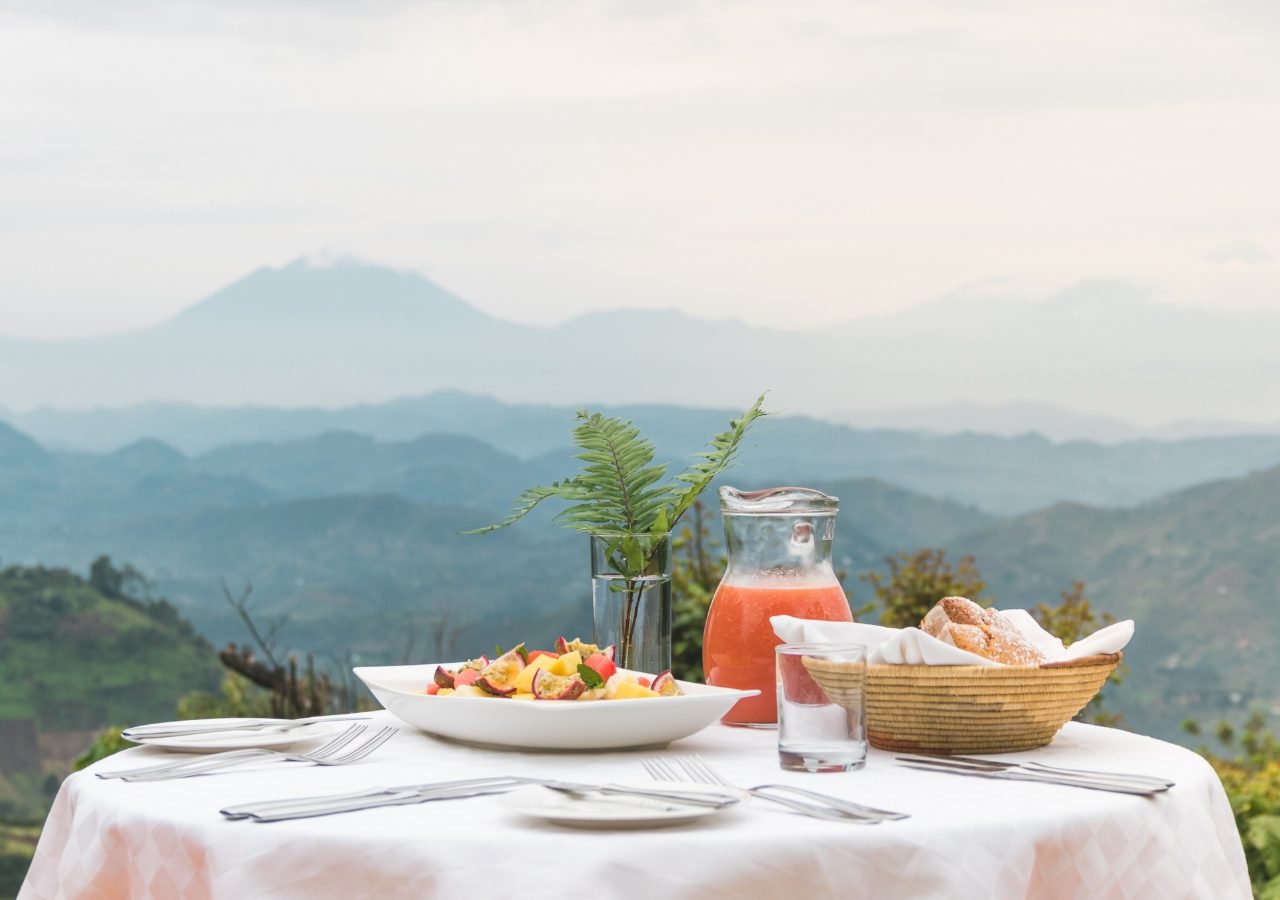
(702, 486), (852, 726)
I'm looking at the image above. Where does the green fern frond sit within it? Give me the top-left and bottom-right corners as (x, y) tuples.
(468, 395), (767, 546)
(667, 393), (768, 525)
(555, 411), (671, 535)
(461, 479), (591, 534)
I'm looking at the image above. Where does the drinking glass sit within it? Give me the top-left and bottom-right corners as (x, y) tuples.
(776, 642), (867, 772)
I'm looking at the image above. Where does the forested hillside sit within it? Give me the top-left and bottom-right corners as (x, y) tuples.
(953, 465), (1280, 739)
(0, 562), (221, 818)
(0, 561), (220, 727)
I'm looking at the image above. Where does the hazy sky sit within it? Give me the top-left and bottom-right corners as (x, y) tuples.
(2, 0), (1278, 339)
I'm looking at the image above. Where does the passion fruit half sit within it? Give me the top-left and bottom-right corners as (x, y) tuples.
(531, 668), (587, 701)
(650, 670), (684, 696)
(476, 645), (526, 696)
(555, 636), (609, 659)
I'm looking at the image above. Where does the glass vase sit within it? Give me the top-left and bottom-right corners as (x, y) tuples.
(590, 532), (672, 674)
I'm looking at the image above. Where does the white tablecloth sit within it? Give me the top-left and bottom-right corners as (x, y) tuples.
(21, 714), (1249, 900)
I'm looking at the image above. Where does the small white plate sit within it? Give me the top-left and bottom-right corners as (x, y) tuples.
(499, 785), (726, 829)
(353, 663), (759, 751)
(123, 719), (346, 753)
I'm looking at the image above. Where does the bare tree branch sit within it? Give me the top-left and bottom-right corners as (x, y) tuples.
(221, 579), (284, 668)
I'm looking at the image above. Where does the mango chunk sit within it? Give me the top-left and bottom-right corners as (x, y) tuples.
(513, 654), (558, 692)
(548, 650), (583, 677)
(613, 682), (660, 700)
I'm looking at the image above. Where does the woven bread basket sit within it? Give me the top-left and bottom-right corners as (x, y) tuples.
(802, 652), (1121, 755)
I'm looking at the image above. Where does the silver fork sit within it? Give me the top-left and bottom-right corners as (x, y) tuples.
(645, 756), (908, 823)
(97, 723), (368, 780)
(98, 725), (396, 782)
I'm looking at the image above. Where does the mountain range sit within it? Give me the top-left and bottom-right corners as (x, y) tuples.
(956, 466), (1280, 739)
(1, 406), (1278, 743)
(6, 257), (1280, 428)
(9, 395), (1280, 516)
(838, 401), (1280, 444)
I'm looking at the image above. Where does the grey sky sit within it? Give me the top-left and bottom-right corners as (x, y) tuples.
(1, 0), (1278, 338)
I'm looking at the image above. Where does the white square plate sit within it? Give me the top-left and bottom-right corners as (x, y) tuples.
(353, 663), (758, 751)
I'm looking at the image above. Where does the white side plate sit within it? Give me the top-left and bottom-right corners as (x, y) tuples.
(499, 785), (725, 828)
(123, 719), (345, 753)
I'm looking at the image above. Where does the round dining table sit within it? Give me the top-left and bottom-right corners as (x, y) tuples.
(21, 712), (1249, 900)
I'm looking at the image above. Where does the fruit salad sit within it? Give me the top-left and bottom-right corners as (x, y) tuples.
(424, 637), (684, 701)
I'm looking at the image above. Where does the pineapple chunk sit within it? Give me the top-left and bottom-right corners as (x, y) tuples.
(613, 682), (660, 700)
(548, 650), (582, 677)
(513, 654), (558, 692)
(436, 687), (456, 696)
(510, 692), (536, 701)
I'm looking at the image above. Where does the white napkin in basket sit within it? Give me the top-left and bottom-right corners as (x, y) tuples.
(771, 611), (1133, 667)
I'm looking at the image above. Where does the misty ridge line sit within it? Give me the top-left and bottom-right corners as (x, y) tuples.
(8, 390), (1280, 518)
(7, 254), (1280, 345)
(7, 391), (1280, 448)
(3, 255), (1280, 426)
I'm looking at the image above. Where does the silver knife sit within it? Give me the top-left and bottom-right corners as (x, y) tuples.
(221, 777), (738, 822)
(895, 755), (1171, 791)
(897, 761), (1164, 795)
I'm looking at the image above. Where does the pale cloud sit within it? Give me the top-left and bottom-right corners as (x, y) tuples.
(1, 0), (1278, 338)
(1206, 240), (1274, 266)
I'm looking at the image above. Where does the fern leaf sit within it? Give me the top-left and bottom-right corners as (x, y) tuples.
(569, 411), (668, 534)
(666, 393), (767, 526)
(468, 394), (766, 542)
(461, 479), (589, 534)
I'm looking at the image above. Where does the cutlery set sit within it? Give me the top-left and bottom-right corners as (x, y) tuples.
(120, 714), (371, 741)
(645, 755), (909, 823)
(107, 715), (1175, 825)
(219, 777), (741, 822)
(895, 754), (1174, 795)
(100, 724), (397, 782)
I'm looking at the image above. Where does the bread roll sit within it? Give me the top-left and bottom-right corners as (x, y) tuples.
(920, 596), (1047, 666)
(920, 596), (987, 636)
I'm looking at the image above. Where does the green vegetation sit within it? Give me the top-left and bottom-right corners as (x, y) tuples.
(0, 560), (221, 729)
(955, 465), (1280, 740)
(1, 822), (40, 899)
(1189, 715), (1280, 897)
(860, 548), (989, 628)
(472, 395), (766, 554)
(0, 560), (224, 895)
(670, 503), (722, 682)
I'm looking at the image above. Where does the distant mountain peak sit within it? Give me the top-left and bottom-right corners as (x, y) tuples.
(0, 419), (49, 463)
(108, 438), (187, 468)
(289, 249), (358, 270)
(1042, 279), (1150, 311)
(167, 255), (490, 330)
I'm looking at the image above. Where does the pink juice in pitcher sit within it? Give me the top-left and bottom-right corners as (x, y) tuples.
(702, 487), (852, 726)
